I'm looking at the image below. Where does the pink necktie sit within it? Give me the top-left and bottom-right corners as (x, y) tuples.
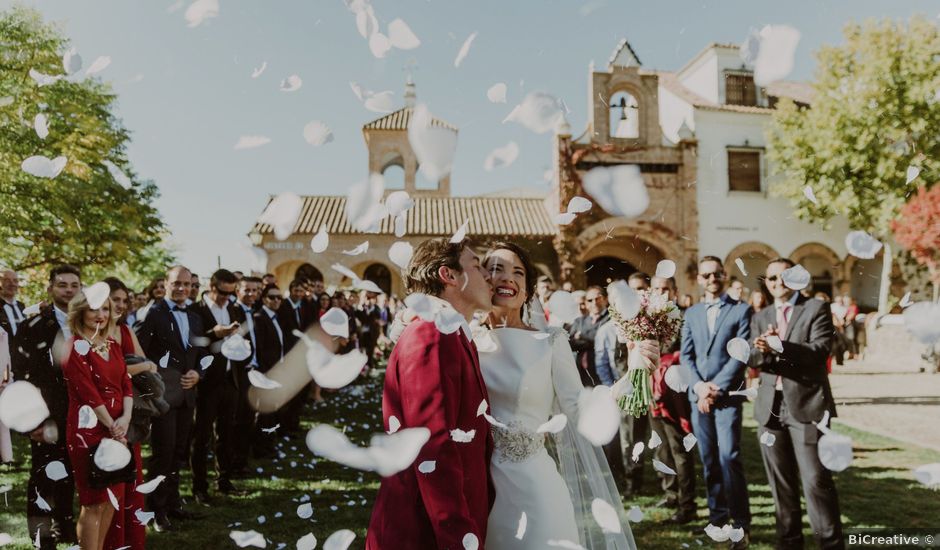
(774, 304), (790, 390)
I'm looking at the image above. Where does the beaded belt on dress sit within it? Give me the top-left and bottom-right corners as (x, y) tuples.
(491, 420), (545, 463)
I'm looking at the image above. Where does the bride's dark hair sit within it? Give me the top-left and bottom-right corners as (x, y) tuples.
(483, 241), (538, 319)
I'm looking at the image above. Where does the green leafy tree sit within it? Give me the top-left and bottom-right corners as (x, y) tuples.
(766, 16), (940, 312)
(0, 7), (173, 300)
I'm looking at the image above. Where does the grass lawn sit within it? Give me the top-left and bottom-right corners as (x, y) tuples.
(1, 372), (938, 549)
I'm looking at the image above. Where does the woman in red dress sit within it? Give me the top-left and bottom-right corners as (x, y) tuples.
(102, 278), (156, 549)
(63, 291), (134, 550)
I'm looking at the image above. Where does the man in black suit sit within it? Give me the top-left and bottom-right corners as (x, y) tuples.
(0, 269), (25, 337)
(253, 285), (286, 457)
(278, 279), (312, 434)
(12, 265), (81, 549)
(751, 258), (843, 550)
(356, 291), (382, 368)
(135, 265), (209, 532)
(230, 276), (263, 474)
(568, 285), (611, 387)
(189, 269), (244, 503)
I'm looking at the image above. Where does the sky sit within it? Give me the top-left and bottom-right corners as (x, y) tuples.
(3, 0), (937, 280)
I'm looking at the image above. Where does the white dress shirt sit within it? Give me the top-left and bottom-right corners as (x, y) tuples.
(165, 298), (190, 348)
(205, 296), (232, 372)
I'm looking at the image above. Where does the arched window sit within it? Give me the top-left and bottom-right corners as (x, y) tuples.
(382, 160), (406, 189)
(609, 91), (639, 139)
(363, 263), (392, 295)
(585, 256), (638, 287)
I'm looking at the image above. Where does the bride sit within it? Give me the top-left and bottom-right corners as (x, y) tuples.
(477, 241), (655, 550)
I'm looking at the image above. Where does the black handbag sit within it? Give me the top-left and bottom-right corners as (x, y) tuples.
(88, 441), (137, 489)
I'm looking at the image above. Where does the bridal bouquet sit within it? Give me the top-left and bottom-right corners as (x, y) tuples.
(608, 283), (683, 417)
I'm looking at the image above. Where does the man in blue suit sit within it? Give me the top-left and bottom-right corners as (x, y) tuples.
(680, 256), (752, 548)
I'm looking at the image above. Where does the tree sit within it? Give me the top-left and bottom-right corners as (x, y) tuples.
(892, 184), (940, 301)
(0, 7), (173, 299)
(766, 16), (940, 312)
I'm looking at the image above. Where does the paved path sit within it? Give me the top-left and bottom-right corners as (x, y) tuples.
(829, 359), (940, 452)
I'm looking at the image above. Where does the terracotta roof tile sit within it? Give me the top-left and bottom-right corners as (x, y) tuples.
(253, 195), (557, 238)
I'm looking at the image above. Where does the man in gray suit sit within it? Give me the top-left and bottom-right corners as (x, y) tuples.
(751, 257), (844, 550)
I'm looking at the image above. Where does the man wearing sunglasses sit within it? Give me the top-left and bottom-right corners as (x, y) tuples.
(680, 256), (752, 548)
(751, 258), (843, 550)
(189, 269), (244, 504)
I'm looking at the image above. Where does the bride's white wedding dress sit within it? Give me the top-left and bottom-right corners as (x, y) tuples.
(478, 326), (637, 550)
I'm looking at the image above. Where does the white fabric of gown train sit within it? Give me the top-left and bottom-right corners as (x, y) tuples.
(479, 326), (637, 550)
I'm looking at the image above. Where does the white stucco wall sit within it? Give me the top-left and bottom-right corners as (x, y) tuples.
(692, 109), (850, 262)
(658, 85), (695, 144)
(677, 51), (719, 104)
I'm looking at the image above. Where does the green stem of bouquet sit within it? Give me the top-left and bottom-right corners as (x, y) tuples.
(617, 368), (653, 418)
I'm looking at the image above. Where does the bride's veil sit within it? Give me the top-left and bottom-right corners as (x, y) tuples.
(528, 298), (638, 550)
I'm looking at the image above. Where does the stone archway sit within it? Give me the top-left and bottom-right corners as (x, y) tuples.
(724, 241), (780, 294)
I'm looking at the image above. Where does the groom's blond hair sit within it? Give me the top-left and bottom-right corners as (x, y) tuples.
(405, 237), (475, 297)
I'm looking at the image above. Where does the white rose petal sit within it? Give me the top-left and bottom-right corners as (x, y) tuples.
(29, 68), (62, 86)
(388, 18), (420, 50)
(134, 509), (155, 526)
(388, 241), (414, 271)
(766, 335), (784, 353)
(591, 498), (621, 533)
(536, 414), (567, 434)
(726, 338), (750, 363)
(913, 463), (940, 489)
(107, 487), (119, 510)
(73, 340), (91, 356)
(234, 135), (271, 150)
(734, 258), (748, 276)
(345, 174), (386, 232)
(607, 281), (641, 320)
(342, 241), (369, 256)
(582, 165), (649, 219)
(387, 415), (401, 434)
(0, 381), (50, 432)
(320, 308), (350, 340)
(781, 264), (811, 291)
(63, 47), (82, 74)
(760, 431), (776, 447)
(44, 461), (68, 481)
(462, 533), (479, 550)
(21, 155), (67, 178)
(487, 82), (507, 104)
(652, 459), (677, 476)
(503, 91), (565, 134)
(251, 61), (267, 78)
(77, 404), (98, 429)
(648, 430), (662, 449)
(627, 505), (644, 523)
(323, 529), (355, 550)
(303, 121), (333, 146)
(906, 165), (921, 184)
(683, 433), (697, 452)
(483, 141), (519, 171)
(310, 225), (329, 253)
(248, 369), (282, 390)
(258, 192), (304, 240)
(547, 291), (580, 325)
(418, 460), (436, 474)
(85, 56), (111, 77)
(903, 302), (940, 344)
(750, 25), (801, 86)
(221, 334), (253, 362)
(450, 428), (476, 443)
(577, 386), (620, 446)
(34, 113), (49, 139)
(280, 74), (302, 92)
(454, 32), (478, 68)
(631, 442), (644, 462)
(566, 196), (592, 214)
(85, 281), (111, 310)
(94, 438), (132, 472)
(515, 512), (527, 539)
(655, 260), (676, 279)
(803, 185), (818, 205)
(184, 0), (219, 28)
(409, 104), (457, 185)
(844, 231), (883, 260)
(306, 424), (429, 477)
(136, 475), (166, 494)
(229, 529), (266, 548)
(296, 502), (313, 519)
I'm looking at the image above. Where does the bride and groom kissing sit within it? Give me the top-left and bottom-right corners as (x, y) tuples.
(365, 237), (659, 550)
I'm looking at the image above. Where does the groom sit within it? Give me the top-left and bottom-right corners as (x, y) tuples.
(366, 238), (495, 549)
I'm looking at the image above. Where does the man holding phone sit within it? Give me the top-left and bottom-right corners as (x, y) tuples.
(189, 268), (244, 504)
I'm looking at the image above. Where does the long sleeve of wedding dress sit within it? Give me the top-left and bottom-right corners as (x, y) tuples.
(548, 327), (639, 550)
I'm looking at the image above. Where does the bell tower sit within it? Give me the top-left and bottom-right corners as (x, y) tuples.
(362, 78), (457, 197)
(588, 39), (661, 147)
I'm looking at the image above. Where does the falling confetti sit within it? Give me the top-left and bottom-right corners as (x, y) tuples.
(303, 121), (334, 146)
(21, 155), (67, 178)
(780, 264), (811, 290)
(744, 24), (801, 86)
(591, 498), (622, 534)
(803, 185), (818, 205)
(184, 0), (219, 27)
(536, 414), (567, 434)
(655, 260), (676, 279)
(582, 165), (649, 218)
(85, 55), (112, 76)
(388, 241), (414, 270)
(0, 381), (50, 432)
(734, 258), (748, 276)
(454, 31), (478, 67)
(310, 225), (329, 253)
(280, 74), (303, 92)
(844, 231), (883, 259)
(388, 18), (420, 50)
(503, 91), (565, 134)
(726, 338), (750, 363)
(483, 141), (520, 171)
(234, 135), (271, 150)
(487, 82), (507, 103)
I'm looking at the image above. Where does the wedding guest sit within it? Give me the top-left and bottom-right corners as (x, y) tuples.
(536, 275), (554, 321)
(751, 258), (843, 550)
(135, 265), (207, 532)
(63, 292), (134, 550)
(146, 278), (166, 303)
(262, 273), (277, 287)
(231, 276), (263, 475)
(356, 292), (382, 368)
(0, 325), (12, 464)
(253, 285), (286, 457)
(189, 269), (244, 503)
(843, 295), (859, 359)
(13, 265), (81, 548)
(188, 273), (201, 303)
(568, 286), (610, 387)
(727, 277), (746, 303)
(628, 272), (649, 291)
(104, 277), (155, 550)
(316, 294), (331, 319)
(0, 269), (25, 337)
(678, 294), (694, 311)
(572, 289), (587, 317)
(748, 291), (767, 313)
(375, 293), (392, 338)
(279, 279), (313, 434)
(681, 256), (752, 548)
(649, 276), (696, 524)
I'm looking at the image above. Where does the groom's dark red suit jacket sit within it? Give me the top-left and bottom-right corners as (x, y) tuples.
(366, 319), (495, 550)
